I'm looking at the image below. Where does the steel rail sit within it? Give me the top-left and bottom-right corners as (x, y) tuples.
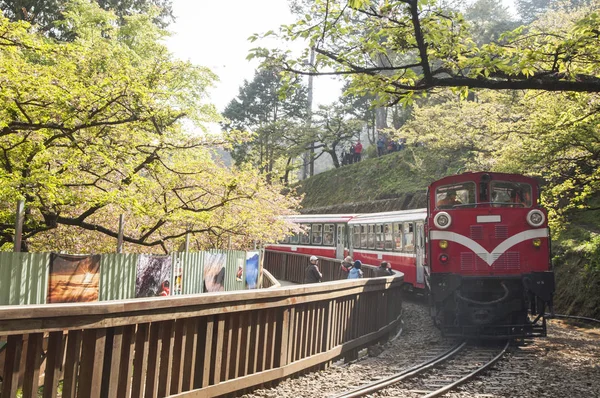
(422, 339), (510, 398)
(331, 341), (467, 398)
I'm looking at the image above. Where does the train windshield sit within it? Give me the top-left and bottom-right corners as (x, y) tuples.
(491, 181), (532, 207)
(435, 182), (476, 209)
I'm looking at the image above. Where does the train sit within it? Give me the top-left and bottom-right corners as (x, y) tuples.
(266, 171), (555, 339)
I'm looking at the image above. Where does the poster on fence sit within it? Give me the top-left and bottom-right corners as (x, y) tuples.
(47, 254), (100, 303)
(245, 251), (259, 289)
(203, 252), (226, 292)
(135, 255), (172, 297)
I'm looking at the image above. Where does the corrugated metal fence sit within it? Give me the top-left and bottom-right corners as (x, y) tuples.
(0, 250), (260, 305)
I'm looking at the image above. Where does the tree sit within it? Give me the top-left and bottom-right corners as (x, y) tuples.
(311, 104), (364, 168)
(222, 68), (309, 184)
(464, 0), (519, 45)
(250, 0), (600, 106)
(0, 1), (300, 253)
(0, 0), (174, 33)
(515, 0), (591, 23)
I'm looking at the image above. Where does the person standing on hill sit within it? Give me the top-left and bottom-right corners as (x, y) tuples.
(304, 255), (322, 283)
(354, 140), (363, 162)
(377, 136), (385, 156)
(349, 144), (355, 164)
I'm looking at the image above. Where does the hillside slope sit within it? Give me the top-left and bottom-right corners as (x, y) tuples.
(296, 149), (433, 213)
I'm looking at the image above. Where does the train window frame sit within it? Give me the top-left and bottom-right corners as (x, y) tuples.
(393, 222), (403, 251)
(404, 222), (414, 252)
(323, 224), (335, 246)
(290, 232), (299, 244)
(299, 224), (311, 245)
(375, 224), (385, 250)
(490, 181), (533, 208)
(360, 224), (368, 248)
(435, 182), (477, 209)
(353, 225), (360, 248)
(368, 224), (376, 249)
(384, 223), (393, 250)
(312, 224), (323, 245)
(281, 235), (289, 244)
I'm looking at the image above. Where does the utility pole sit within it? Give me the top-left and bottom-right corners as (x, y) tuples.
(303, 46), (315, 179)
(117, 214), (124, 253)
(14, 200), (24, 252)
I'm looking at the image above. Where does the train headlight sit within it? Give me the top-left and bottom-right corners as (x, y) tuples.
(434, 212), (452, 229)
(527, 209), (545, 227)
(439, 254), (449, 264)
(532, 238), (542, 247)
(439, 240), (448, 249)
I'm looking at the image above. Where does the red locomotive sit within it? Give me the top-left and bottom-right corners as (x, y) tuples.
(428, 172), (554, 338)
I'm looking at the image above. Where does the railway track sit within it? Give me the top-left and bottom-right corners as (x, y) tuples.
(332, 340), (510, 398)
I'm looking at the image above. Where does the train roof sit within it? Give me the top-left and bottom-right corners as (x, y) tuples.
(348, 208), (427, 224)
(285, 214), (359, 223)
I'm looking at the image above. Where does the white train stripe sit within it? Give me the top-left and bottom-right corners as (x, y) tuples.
(430, 228), (549, 266)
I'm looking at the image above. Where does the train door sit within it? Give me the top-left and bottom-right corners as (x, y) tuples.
(416, 221), (425, 285)
(336, 224), (345, 259)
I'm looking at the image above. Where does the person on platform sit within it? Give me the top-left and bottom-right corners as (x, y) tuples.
(304, 255), (323, 283)
(340, 256), (353, 278)
(348, 260), (364, 279)
(374, 261), (394, 277)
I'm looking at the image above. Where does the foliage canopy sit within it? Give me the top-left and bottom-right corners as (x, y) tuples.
(0, 1), (300, 253)
(252, 0), (600, 105)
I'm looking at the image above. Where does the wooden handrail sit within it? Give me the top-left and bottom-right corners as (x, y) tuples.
(0, 251), (404, 398)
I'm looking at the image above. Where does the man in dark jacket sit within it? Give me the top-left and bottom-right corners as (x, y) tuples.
(304, 255), (322, 283)
(374, 261), (394, 277)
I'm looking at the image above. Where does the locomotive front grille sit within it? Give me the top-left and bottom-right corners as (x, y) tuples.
(460, 252), (521, 270)
(461, 252), (474, 270)
(495, 225), (508, 239)
(470, 225), (483, 240)
(492, 252), (520, 270)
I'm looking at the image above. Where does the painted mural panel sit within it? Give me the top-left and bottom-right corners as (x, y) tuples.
(135, 255), (172, 297)
(203, 252), (226, 292)
(47, 254), (100, 303)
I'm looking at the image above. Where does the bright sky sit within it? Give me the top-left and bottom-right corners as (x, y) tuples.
(164, 0), (344, 113)
(165, 0), (517, 113)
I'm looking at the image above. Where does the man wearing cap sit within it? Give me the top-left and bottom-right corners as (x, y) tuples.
(304, 255), (323, 284)
(339, 256), (353, 279)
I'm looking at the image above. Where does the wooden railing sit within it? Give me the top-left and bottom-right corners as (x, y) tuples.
(263, 250), (387, 283)
(0, 253), (403, 398)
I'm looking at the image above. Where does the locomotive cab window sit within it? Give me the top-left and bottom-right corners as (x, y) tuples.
(491, 181), (532, 208)
(436, 182), (476, 209)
